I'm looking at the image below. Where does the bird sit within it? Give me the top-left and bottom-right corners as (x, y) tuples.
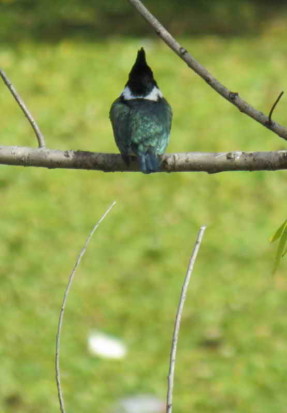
(109, 48), (172, 174)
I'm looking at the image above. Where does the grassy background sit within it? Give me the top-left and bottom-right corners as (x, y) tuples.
(1, 30), (287, 412)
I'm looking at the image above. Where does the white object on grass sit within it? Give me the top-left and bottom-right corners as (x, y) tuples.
(113, 394), (165, 413)
(88, 331), (127, 359)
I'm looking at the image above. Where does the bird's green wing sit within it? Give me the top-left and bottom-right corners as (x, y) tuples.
(109, 98), (131, 156)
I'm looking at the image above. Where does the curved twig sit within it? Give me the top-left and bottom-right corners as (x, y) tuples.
(268, 91), (284, 125)
(0, 69), (46, 148)
(127, 0), (287, 141)
(55, 201), (117, 413)
(167, 226), (206, 413)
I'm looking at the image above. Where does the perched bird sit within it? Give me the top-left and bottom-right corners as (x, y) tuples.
(110, 48), (172, 174)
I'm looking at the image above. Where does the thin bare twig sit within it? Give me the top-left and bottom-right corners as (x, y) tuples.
(268, 91), (284, 125)
(55, 201), (117, 413)
(127, 0), (287, 141)
(0, 69), (46, 148)
(166, 226), (206, 413)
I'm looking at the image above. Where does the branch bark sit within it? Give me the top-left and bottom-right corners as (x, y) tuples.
(127, 0), (287, 141)
(1, 146), (287, 173)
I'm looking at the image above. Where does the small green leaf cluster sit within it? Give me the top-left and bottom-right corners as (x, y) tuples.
(270, 219), (287, 274)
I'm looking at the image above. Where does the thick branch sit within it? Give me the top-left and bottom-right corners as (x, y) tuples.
(1, 146), (287, 173)
(127, 0), (287, 141)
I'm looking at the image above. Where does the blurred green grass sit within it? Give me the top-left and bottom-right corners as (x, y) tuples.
(0, 0), (285, 40)
(1, 35), (287, 412)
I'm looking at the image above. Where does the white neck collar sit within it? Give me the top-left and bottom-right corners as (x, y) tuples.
(121, 86), (163, 102)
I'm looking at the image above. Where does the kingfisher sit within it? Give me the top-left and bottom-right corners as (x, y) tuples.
(109, 48), (172, 174)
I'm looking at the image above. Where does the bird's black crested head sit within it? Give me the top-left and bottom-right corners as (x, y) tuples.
(126, 48), (158, 96)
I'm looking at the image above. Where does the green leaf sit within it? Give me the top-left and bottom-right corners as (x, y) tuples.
(282, 247), (287, 258)
(272, 227), (287, 274)
(270, 219), (287, 243)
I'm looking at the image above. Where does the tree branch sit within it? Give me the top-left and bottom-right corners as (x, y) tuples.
(127, 0), (287, 141)
(0, 69), (46, 148)
(1, 146), (287, 173)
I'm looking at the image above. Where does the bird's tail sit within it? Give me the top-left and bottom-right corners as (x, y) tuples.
(138, 151), (161, 174)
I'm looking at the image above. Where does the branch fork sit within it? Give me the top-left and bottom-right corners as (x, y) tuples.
(127, 0), (287, 141)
